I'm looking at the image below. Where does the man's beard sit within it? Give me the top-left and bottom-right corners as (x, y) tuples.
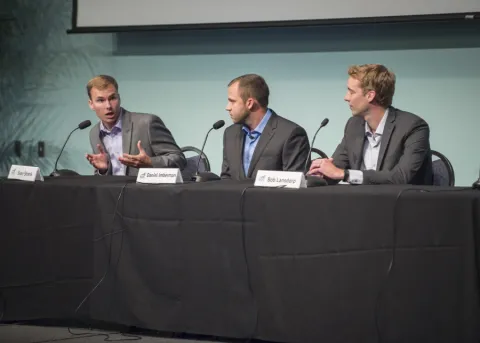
(237, 110), (250, 124)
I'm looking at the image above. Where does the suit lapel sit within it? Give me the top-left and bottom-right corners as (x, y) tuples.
(352, 120), (365, 170)
(376, 108), (396, 171)
(121, 109), (133, 175)
(247, 113), (276, 178)
(234, 126), (246, 179)
(227, 125), (246, 180)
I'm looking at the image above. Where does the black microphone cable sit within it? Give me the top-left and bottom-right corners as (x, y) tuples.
(239, 185), (259, 342)
(238, 184), (289, 341)
(0, 182), (130, 341)
(375, 186), (475, 343)
(55, 181), (136, 343)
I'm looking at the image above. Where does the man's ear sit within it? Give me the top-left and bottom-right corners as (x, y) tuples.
(245, 98), (255, 110)
(366, 90), (376, 103)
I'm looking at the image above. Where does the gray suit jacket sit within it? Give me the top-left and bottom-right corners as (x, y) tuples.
(332, 107), (433, 185)
(221, 111), (310, 180)
(89, 109), (186, 176)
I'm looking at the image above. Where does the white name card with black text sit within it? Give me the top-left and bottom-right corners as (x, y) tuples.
(8, 165), (44, 182)
(254, 170), (306, 189)
(136, 168), (183, 184)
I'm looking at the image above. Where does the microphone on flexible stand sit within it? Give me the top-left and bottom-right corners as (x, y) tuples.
(50, 120), (92, 177)
(304, 118), (329, 187)
(192, 120), (225, 182)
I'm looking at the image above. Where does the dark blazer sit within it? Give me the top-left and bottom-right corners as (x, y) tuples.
(89, 108), (186, 176)
(221, 110), (310, 180)
(332, 107), (433, 185)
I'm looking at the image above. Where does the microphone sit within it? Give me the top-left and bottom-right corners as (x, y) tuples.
(304, 118), (329, 187)
(212, 120), (225, 130)
(192, 120), (225, 182)
(78, 120), (91, 130)
(304, 118), (329, 173)
(50, 120), (92, 177)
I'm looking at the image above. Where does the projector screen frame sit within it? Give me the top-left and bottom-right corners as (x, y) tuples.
(67, 0), (479, 34)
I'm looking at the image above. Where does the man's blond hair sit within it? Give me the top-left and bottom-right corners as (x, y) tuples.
(86, 75), (118, 99)
(348, 64), (395, 108)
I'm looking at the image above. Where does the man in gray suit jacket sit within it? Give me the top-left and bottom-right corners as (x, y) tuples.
(308, 64), (432, 185)
(85, 75), (186, 176)
(221, 74), (310, 180)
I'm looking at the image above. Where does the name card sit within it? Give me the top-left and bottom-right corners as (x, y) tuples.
(136, 168), (183, 184)
(8, 165), (44, 182)
(254, 170), (306, 189)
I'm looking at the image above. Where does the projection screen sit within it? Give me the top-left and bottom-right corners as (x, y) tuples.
(70, 0), (480, 33)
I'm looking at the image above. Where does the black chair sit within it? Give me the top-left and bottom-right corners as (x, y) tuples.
(311, 148), (328, 160)
(181, 146), (211, 181)
(431, 150), (455, 186)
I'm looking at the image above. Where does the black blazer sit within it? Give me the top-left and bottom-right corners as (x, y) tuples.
(332, 107), (433, 185)
(221, 111), (310, 180)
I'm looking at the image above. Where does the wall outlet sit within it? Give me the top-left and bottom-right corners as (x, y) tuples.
(38, 141), (45, 157)
(14, 140), (21, 157)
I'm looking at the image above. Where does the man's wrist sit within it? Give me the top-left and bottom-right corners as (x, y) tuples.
(146, 156), (153, 168)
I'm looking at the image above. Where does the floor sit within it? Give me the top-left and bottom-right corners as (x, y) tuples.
(0, 324), (246, 343)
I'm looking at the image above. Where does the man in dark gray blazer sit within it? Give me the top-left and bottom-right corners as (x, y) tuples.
(308, 64), (432, 185)
(221, 74), (310, 180)
(85, 75), (185, 176)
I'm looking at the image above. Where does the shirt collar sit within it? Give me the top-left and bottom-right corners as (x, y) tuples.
(100, 108), (123, 135)
(242, 108), (272, 136)
(365, 108), (389, 136)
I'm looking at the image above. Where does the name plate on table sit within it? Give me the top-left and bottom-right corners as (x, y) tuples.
(254, 170), (306, 189)
(136, 168), (183, 184)
(8, 165), (44, 182)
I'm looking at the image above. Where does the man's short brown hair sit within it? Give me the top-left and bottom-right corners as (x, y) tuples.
(348, 64), (396, 108)
(86, 75), (118, 99)
(228, 74), (269, 108)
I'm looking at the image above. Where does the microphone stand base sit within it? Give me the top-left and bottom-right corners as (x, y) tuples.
(192, 172), (221, 182)
(306, 175), (328, 187)
(473, 179), (480, 189)
(50, 169), (80, 177)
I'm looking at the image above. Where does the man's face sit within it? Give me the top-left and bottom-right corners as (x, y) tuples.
(226, 82), (250, 124)
(344, 76), (374, 117)
(88, 84), (121, 129)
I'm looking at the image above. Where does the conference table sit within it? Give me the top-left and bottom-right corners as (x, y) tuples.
(0, 176), (479, 343)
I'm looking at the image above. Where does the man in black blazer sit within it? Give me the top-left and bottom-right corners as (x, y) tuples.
(221, 74), (310, 180)
(308, 64), (432, 185)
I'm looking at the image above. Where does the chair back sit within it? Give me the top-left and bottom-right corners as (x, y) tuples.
(311, 148), (328, 160)
(431, 150), (455, 186)
(181, 146), (211, 180)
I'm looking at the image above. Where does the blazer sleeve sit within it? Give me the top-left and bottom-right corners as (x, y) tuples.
(147, 116), (187, 170)
(362, 118), (430, 184)
(331, 118), (353, 171)
(282, 126), (310, 172)
(314, 119), (353, 184)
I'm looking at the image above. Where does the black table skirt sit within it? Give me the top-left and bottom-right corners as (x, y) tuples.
(0, 176), (479, 343)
